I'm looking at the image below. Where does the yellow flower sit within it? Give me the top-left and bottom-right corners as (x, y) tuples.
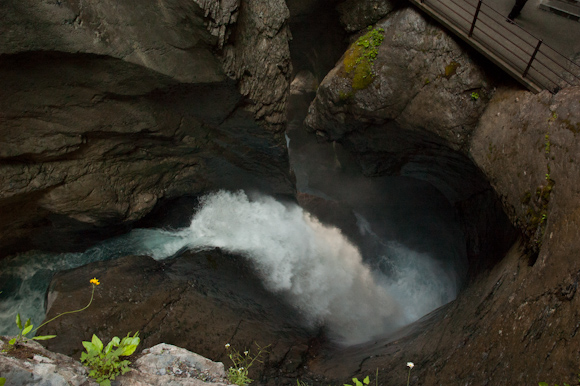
(90, 278), (100, 286)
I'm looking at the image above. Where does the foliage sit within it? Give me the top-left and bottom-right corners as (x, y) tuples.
(471, 92), (479, 100)
(345, 375), (371, 386)
(225, 342), (270, 386)
(445, 61), (460, 78)
(346, 364), (412, 386)
(8, 313), (57, 346)
(8, 277), (99, 347)
(80, 332), (140, 386)
(0, 377), (5, 386)
(343, 26), (385, 90)
(539, 382), (570, 386)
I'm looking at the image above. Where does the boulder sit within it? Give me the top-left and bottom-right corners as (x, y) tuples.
(0, 339), (230, 386)
(36, 251), (316, 382)
(305, 6), (500, 151)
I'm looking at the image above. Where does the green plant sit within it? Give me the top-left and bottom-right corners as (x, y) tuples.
(80, 332), (140, 386)
(345, 375), (370, 386)
(0, 377), (5, 386)
(539, 382), (570, 386)
(343, 26), (385, 90)
(225, 342), (270, 386)
(471, 92), (479, 100)
(8, 277), (100, 346)
(8, 313), (56, 346)
(545, 133), (551, 154)
(445, 61), (460, 78)
(345, 369), (379, 386)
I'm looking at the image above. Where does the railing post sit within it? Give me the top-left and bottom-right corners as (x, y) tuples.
(523, 39), (543, 78)
(469, 0), (483, 37)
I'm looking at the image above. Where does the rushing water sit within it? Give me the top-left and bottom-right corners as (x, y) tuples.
(0, 189), (459, 345)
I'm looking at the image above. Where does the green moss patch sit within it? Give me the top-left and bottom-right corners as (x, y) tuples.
(444, 61), (460, 79)
(342, 26), (385, 91)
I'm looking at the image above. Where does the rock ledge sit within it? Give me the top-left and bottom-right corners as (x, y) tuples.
(0, 339), (229, 386)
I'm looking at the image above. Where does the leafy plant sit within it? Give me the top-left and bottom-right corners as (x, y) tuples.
(471, 92), (479, 100)
(8, 277), (100, 347)
(0, 377), (5, 386)
(80, 332), (140, 386)
(539, 382), (570, 386)
(343, 26), (385, 90)
(8, 313), (56, 345)
(345, 375), (371, 386)
(345, 369), (379, 386)
(224, 342), (270, 386)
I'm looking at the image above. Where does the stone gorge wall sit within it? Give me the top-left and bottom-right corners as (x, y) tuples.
(303, 1), (580, 384)
(0, 0), (294, 256)
(304, 5), (518, 275)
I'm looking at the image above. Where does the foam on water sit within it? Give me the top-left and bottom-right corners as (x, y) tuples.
(0, 190), (458, 345)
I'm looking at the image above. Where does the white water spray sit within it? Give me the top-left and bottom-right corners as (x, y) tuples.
(0, 190), (458, 345)
(144, 190), (403, 344)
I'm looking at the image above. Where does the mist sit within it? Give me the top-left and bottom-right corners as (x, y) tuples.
(139, 190), (459, 344)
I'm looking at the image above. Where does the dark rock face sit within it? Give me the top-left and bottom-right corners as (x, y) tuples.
(304, 6), (516, 274)
(0, 0), (294, 256)
(305, 7), (500, 152)
(336, 0), (402, 32)
(38, 251), (317, 383)
(471, 86), (580, 261)
(299, 1), (580, 382)
(0, 0), (230, 83)
(0, 53), (293, 255)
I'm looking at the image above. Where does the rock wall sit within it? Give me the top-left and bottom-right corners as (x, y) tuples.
(0, 0), (294, 256)
(302, 2), (580, 384)
(304, 5), (517, 275)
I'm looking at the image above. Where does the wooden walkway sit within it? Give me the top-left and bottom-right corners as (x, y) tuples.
(409, 0), (580, 93)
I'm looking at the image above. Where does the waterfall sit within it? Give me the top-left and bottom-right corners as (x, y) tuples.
(1, 190), (460, 345)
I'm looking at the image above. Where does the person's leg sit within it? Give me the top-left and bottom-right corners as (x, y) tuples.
(508, 0), (528, 19)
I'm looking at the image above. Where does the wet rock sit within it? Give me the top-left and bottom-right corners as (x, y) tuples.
(302, 4), (516, 285)
(290, 71), (319, 95)
(471, 86), (580, 261)
(0, 53), (294, 256)
(305, 7), (498, 151)
(0, 0), (228, 83)
(0, 0), (294, 257)
(220, 0), (292, 126)
(37, 251), (316, 382)
(299, 18), (580, 383)
(337, 0), (402, 32)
